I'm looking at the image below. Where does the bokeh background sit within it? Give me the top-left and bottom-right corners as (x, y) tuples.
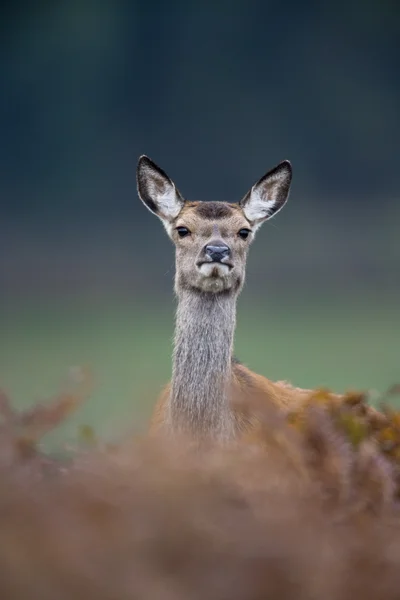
(1, 1), (399, 448)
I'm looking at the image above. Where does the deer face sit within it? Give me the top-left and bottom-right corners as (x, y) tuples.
(137, 156), (292, 295)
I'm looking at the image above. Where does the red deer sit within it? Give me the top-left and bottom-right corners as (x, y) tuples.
(136, 156), (342, 441)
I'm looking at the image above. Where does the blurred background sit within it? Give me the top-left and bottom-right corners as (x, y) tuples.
(0, 1), (399, 448)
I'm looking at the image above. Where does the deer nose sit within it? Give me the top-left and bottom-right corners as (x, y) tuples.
(204, 244), (231, 263)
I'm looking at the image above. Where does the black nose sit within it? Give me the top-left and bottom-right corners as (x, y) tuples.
(205, 244), (231, 263)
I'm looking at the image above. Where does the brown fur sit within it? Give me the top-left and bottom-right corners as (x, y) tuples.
(150, 361), (317, 437)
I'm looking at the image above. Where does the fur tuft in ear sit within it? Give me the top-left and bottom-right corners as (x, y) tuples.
(240, 160), (292, 227)
(137, 156), (185, 222)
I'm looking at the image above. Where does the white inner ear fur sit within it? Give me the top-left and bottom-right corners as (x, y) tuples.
(242, 167), (289, 226)
(148, 179), (182, 221)
(242, 187), (279, 223)
(157, 187), (182, 220)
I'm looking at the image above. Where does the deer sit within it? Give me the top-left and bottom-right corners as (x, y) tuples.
(136, 156), (346, 442)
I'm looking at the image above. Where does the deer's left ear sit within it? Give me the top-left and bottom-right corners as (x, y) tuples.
(239, 160), (292, 229)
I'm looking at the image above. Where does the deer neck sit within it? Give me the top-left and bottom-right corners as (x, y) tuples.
(170, 289), (237, 440)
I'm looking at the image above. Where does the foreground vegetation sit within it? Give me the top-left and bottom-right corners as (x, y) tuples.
(1, 369), (400, 599)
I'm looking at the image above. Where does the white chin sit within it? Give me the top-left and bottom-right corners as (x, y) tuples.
(198, 263), (230, 277)
(197, 263), (231, 293)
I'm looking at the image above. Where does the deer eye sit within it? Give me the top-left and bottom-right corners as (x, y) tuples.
(238, 228), (251, 240)
(176, 226), (190, 238)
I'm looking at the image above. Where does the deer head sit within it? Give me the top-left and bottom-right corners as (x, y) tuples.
(137, 156), (292, 295)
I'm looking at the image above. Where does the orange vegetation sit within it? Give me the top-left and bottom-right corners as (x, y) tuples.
(1, 372), (400, 599)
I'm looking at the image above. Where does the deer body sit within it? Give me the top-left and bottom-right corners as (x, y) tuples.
(151, 289), (313, 441)
(137, 156), (321, 441)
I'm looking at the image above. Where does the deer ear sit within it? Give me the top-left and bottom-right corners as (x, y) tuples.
(137, 156), (185, 221)
(239, 160), (292, 228)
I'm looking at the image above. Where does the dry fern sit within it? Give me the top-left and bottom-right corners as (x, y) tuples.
(0, 371), (400, 598)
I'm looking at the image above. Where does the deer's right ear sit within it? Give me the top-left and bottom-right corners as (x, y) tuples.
(137, 156), (185, 222)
